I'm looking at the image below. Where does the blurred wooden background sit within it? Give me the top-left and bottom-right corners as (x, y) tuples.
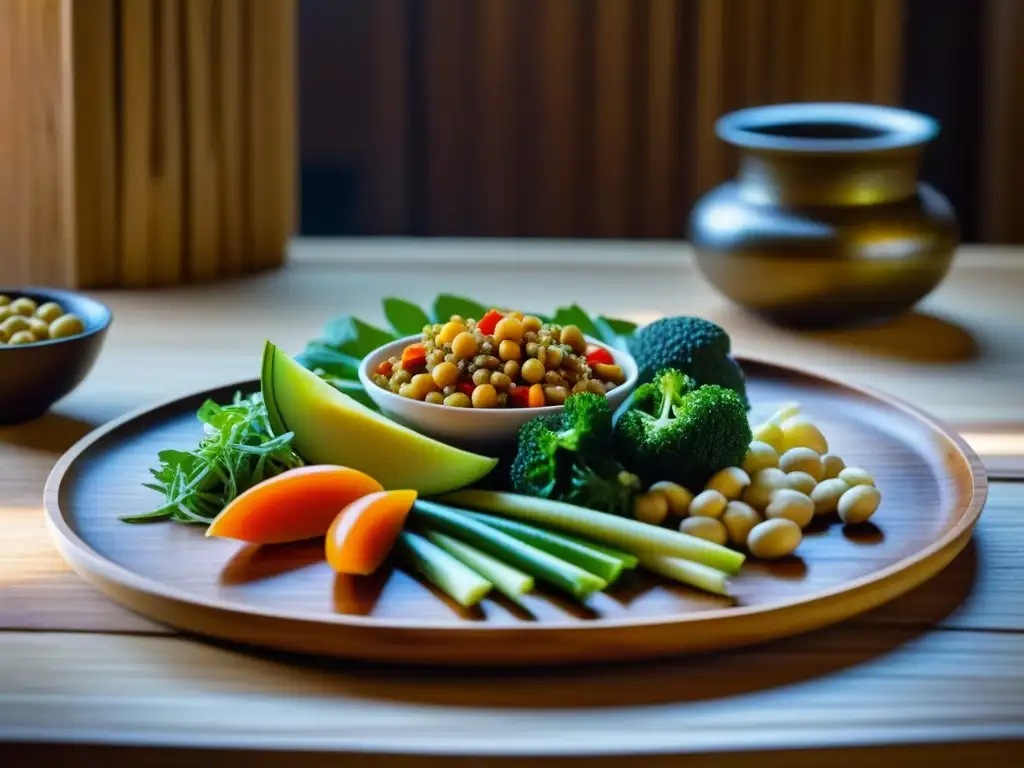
(2, 0), (1022, 289)
(300, 0), (1018, 245)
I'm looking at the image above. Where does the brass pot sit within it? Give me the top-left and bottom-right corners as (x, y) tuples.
(688, 103), (959, 327)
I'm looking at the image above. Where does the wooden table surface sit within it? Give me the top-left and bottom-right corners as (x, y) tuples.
(2, 240), (1023, 765)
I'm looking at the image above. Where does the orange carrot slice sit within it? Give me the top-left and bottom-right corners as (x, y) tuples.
(401, 343), (427, 371)
(528, 383), (546, 407)
(325, 490), (417, 575)
(206, 465), (383, 544)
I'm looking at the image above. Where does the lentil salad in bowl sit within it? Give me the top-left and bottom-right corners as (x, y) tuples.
(358, 308), (638, 449)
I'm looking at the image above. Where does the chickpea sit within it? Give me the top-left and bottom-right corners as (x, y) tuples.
(821, 453), (846, 479)
(779, 447), (823, 480)
(451, 331), (479, 360)
(432, 361), (458, 389)
(572, 380), (589, 394)
(27, 317), (50, 340)
(49, 313), (86, 340)
(648, 481), (694, 518)
(752, 421), (785, 452)
(410, 373), (438, 398)
(838, 466), (875, 487)
(8, 331), (36, 345)
(0, 295), (9, 307)
(498, 339), (521, 362)
(594, 363), (624, 383)
(769, 402), (802, 425)
(0, 306), (11, 324)
(525, 342), (540, 358)
(391, 368), (412, 386)
(747, 519), (802, 559)
(503, 360), (520, 380)
(679, 516), (728, 546)
(559, 324), (586, 355)
(509, 311), (525, 320)
(741, 441), (779, 475)
(472, 368), (492, 386)
(472, 383), (499, 408)
(545, 345), (564, 368)
(705, 467), (750, 500)
(810, 478), (850, 515)
(490, 372), (511, 391)
(586, 379), (606, 395)
(634, 491), (669, 526)
(444, 392), (472, 408)
(741, 467), (789, 511)
(543, 370), (564, 386)
(425, 391), (444, 405)
(689, 489), (728, 519)
(786, 471), (817, 496)
(34, 301), (64, 324)
(722, 501), (761, 548)
(9, 297), (37, 316)
(522, 315), (543, 333)
(1, 315), (30, 337)
(779, 416), (829, 454)
(535, 345), (547, 366)
(437, 321), (468, 345)
(838, 485), (881, 524)
(398, 382), (416, 399)
(521, 357), (545, 384)
(765, 489), (815, 529)
(543, 385), (567, 404)
(493, 317), (524, 344)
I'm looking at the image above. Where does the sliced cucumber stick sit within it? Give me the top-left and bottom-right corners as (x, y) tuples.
(439, 490), (746, 575)
(423, 529), (535, 599)
(412, 501), (607, 599)
(395, 531), (493, 607)
(461, 510), (626, 583)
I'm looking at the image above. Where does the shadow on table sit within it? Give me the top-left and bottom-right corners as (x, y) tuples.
(804, 310), (978, 363)
(0, 411), (98, 454)
(190, 536), (980, 710)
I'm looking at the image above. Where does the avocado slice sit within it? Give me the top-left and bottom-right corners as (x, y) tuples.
(260, 341), (499, 495)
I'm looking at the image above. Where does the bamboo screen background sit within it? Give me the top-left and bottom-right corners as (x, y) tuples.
(2, 0), (1022, 289)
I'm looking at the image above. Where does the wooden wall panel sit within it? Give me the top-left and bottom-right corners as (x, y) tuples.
(694, 0), (907, 200)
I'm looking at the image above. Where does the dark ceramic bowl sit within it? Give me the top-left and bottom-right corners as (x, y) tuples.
(0, 287), (112, 425)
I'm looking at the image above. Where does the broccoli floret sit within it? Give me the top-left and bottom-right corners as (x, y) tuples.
(629, 316), (749, 408)
(510, 393), (640, 516)
(615, 368), (752, 490)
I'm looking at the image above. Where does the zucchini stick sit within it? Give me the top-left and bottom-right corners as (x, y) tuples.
(638, 553), (732, 597)
(461, 510), (626, 583)
(423, 529), (535, 599)
(438, 490), (746, 575)
(412, 501), (607, 599)
(395, 531), (492, 607)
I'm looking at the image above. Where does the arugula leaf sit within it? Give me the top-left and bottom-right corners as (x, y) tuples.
(296, 341), (362, 379)
(126, 392), (304, 525)
(553, 304), (601, 339)
(432, 294), (488, 324)
(384, 297), (432, 336)
(322, 315), (397, 357)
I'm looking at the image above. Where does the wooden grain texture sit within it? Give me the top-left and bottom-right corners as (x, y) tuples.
(1, 627), (1022, 756)
(217, 0), (246, 277)
(37, 362), (985, 664)
(67, 0), (120, 287)
(0, 240), (1022, 760)
(0, 0), (72, 286)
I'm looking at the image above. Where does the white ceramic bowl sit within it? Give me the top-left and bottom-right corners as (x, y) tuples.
(359, 334), (638, 452)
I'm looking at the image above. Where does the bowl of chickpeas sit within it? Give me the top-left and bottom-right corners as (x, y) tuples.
(358, 308), (638, 450)
(0, 287), (112, 425)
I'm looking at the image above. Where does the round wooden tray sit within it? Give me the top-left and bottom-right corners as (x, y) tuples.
(43, 358), (987, 666)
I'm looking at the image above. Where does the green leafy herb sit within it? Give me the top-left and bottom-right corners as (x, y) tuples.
(323, 315), (397, 358)
(594, 316), (638, 352)
(384, 297), (433, 336)
(432, 294), (488, 325)
(295, 341), (362, 379)
(553, 304), (601, 339)
(124, 391), (304, 525)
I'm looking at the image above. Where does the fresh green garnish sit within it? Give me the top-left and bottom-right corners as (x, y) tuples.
(123, 391), (304, 524)
(294, 294), (637, 402)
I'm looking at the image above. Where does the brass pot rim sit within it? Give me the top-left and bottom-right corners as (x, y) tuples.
(716, 102), (939, 155)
